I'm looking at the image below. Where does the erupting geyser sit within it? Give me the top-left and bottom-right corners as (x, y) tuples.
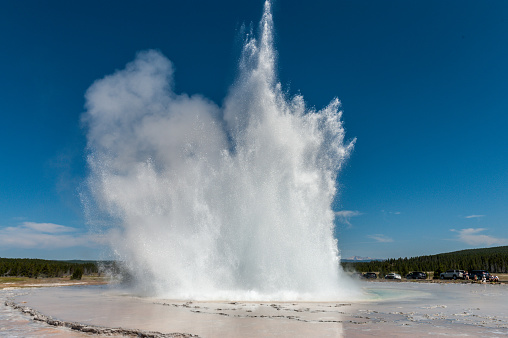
(83, 1), (356, 300)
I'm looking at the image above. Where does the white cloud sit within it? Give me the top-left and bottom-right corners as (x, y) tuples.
(464, 215), (485, 219)
(21, 222), (77, 233)
(450, 228), (508, 246)
(335, 210), (362, 226)
(367, 234), (394, 243)
(0, 222), (98, 249)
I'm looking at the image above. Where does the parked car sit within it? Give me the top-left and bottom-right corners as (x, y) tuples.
(385, 273), (402, 280)
(440, 269), (465, 280)
(406, 271), (427, 279)
(362, 272), (377, 279)
(469, 270), (490, 281)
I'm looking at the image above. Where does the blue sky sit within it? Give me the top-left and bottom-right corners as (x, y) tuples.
(0, 0), (507, 260)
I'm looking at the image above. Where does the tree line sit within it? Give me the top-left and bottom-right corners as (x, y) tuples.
(0, 258), (98, 279)
(341, 246), (508, 277)
(3, 246), (508, 280)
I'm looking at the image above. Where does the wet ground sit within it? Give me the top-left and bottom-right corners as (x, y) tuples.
(3, 281), (508, 337)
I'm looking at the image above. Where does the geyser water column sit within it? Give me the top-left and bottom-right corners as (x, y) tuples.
(83, 0), (356, 300)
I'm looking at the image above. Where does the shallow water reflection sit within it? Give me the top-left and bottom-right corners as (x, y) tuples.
(0, 289), (89, 337)
(5, 282), (508, 337)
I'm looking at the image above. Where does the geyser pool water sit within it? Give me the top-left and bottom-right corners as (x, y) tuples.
(83, 0), (356, 300)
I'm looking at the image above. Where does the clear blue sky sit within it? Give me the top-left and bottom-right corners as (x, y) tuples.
(0, 0), (507, 260)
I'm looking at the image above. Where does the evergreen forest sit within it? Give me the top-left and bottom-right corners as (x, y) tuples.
(341, 246), (508, 277)
(0, 258), (98, 279)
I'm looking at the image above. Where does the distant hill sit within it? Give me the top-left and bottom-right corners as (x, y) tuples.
(436, 246), (508, 256)
(342, 256), (384, 263)
(341, 246), (508, 275)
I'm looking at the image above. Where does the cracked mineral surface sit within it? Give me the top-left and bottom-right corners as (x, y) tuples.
(2, 282), (508, 337)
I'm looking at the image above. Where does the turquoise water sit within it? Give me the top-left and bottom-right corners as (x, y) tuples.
(363, 285), (429, 301)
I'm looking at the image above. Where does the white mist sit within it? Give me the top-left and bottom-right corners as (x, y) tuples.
(84, 0), (356, 300)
